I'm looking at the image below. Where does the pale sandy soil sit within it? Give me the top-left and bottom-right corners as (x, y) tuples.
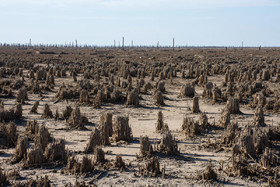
(1, 48), (280, 186)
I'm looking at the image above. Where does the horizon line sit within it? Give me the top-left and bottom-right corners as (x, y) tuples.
(1, 42), (279, 49)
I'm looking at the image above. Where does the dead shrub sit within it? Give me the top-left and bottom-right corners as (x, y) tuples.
(137, 136), (153, 158)
(72, 73), (77, 82)
(0, 122), (17, 148)
(225, 82), (235, 99)
(212, 86), (222, 103)
(267, 127), (280, 140)
(93, 98), (102, 109)
(261, 69), (270, 81)
(62, 106), (73, 120)
(94, 147), (105, 164)
(25, 120), (39, 138)
(197, 165), (217, 181)
(35, 125), (52, 151)
(155, 131), (178, 156)
(55, 87), (79, 102)
(41, 104), (53, 118)
(67, 107), (88, 130)
(198, 74), (208, 86)
(24, 147), (45, 167)
(12, 136), (28, 163)
(156, 111), (164, 132)
(30, 101), (39, 114)
(112, 116), (133, 142)
(26, 175), (51, 187)
(122, 68), (130, 79)
(253, 129), (269, 155)
(6, 169), (21, 181)
(126, 89), (139, 107)
(13, 78), (24, 89)
(99, 112), (113, 145)
(0, 169), (10, 187)
(80, 89), (89, 104)
(218, 109), (231, 128)
(142, 82), (153, 93)
(252, 93), (266, 108)
(0, 108), (15, 123)
(17, 88), (28, 104)
(46, 74), (55, 86)
(44, 139), (67, 162)
(6, 122), (17, 147)
(154, 91), (164, 106)
(114, 155), (126, 171)
(199, 112), (210, 131)
(85, 128), (101, 153)
(229, 152), (250, 177)
(0, 100), (3, 110)
(159, 71), (164, 80)
(236, 127), (256, 158)
(54, 109), (60, 120)
(29, 70), (35, 80)
(182, 116), (200, 137)
(221, 122), (239, 146)
(179, 83), (195, 98)
(260, 148), (280, 167)
(226, 97), (241, 114)
(192, 96), (200, 113)
(36, 68), (46, 81)
(157, 81), (165, 92)
(67, 156), (94, 174)
(137, 157), (161, 177)
(155, 111), (168, 133)
(6, 88), (13, 98)
(252, 105), (266, 127)
(30, 81), (42, 94)
(202, 82), (214, 99)
(14, 103), (22, 118)
(110, 88), (123, 103)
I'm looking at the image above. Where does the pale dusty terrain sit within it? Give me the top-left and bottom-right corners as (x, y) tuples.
(1, 47), (280, 186)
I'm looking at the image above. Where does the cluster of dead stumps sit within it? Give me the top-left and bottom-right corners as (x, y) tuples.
(1, 47), (280, 186)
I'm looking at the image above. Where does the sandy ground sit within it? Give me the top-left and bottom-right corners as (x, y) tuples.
(1, 47), (279, 186)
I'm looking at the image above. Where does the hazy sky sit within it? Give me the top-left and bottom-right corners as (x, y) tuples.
(0, 0), (279, 46)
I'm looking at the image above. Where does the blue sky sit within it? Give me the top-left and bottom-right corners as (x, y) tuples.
(0, 0), (279, 46)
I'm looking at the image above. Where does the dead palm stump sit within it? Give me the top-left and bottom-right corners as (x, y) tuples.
(156, 111), (164, 132)
(12, 136), (28, 163)
(30, 101), (39, 113)
(41, 104), (53, 118)
(138, 157), (161, 177)
(67, 107), (88, 129)
(219, 109), (231, 128)
(138, 136), (153, 158)
(154, 91), (164, 106)
(85, 128), (101, 153)
(252, 105), (266, 127)
(192, 96), (200, 113)
(17, 88), (28, 104)
(155, 131), (178, 156)
(112, 116), (133, 142)
(179, 83), (195, 98)
(182, 116), (201, 137)
(80, 89), (89, 104)
(94, 147), (105, 164)
(99, 112), (113, 145)
(226, 97), (242, 114)
(44, 139), (67, 162)
(126, 90), (139, 107)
